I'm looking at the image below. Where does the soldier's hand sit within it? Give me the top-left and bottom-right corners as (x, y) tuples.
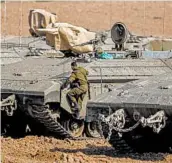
(61, 83), (66, 90)
(61, 80), (70, 90)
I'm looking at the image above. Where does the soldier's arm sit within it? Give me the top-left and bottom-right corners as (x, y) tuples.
(80, 67), (89, 76)
(61, 73), (76, 89)
(83, 68), (88, 76)
(68, 72), (76, 82)
(86, 69), (89, 75)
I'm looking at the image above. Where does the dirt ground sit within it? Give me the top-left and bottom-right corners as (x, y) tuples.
(1, 136), (172, 163)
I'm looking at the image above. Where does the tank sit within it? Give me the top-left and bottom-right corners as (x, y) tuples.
(87, 65), (172, 153)
(1, 36), (172, 140)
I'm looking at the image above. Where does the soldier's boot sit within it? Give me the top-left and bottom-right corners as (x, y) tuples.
(72, 102), (81, 119)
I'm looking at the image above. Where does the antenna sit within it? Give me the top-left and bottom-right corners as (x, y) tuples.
(19, 0), (23, 46)
(163, 1), (166, 38)
(143, 0), (146, 36)
(3, 0), (7, 43)
(123, 0), (125, 21)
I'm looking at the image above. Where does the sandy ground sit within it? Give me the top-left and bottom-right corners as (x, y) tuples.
(1, 136), (172, 163)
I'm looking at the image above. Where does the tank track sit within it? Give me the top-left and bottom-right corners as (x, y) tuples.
(109, 131), (133, 153)
(30, 105), (73, 139)
(102, 122), (133, 153)
(103, 121), (172, 153)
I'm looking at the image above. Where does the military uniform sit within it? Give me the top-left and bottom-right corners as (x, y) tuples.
(67, 66), (88, 111)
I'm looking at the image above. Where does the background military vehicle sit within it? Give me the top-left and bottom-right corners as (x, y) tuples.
(1, 34), (172, 140)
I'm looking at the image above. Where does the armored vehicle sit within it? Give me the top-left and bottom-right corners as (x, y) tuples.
(1, 35), (172, 140)
(88, 67), (172, 152)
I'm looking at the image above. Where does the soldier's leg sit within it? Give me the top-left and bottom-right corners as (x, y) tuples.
(67, 88), (85, 119)
(67, 88), (83, 110)
(67, 89), (77, 108)
(78, 93), (86, 111)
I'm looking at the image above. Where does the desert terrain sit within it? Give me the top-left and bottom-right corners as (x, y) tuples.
(1, 136), (172, 163)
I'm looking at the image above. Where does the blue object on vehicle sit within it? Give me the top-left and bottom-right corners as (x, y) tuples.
(100, 52), (113, 59)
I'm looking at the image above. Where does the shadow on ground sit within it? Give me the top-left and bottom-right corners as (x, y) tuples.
(50, 144), (169, 162)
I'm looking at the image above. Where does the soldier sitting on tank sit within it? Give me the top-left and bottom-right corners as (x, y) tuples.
(61, 61), (89, 119)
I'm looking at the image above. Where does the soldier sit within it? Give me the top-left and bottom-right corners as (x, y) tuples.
(61, 61), (89, 119)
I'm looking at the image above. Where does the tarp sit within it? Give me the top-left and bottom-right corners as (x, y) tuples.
(45, 23), (96, 54)
(29, 9), (58, 36)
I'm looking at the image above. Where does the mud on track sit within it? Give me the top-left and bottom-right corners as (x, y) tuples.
(1, 136), (172, 163)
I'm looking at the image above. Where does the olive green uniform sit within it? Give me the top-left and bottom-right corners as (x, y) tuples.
(67, 67), (88, 111)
